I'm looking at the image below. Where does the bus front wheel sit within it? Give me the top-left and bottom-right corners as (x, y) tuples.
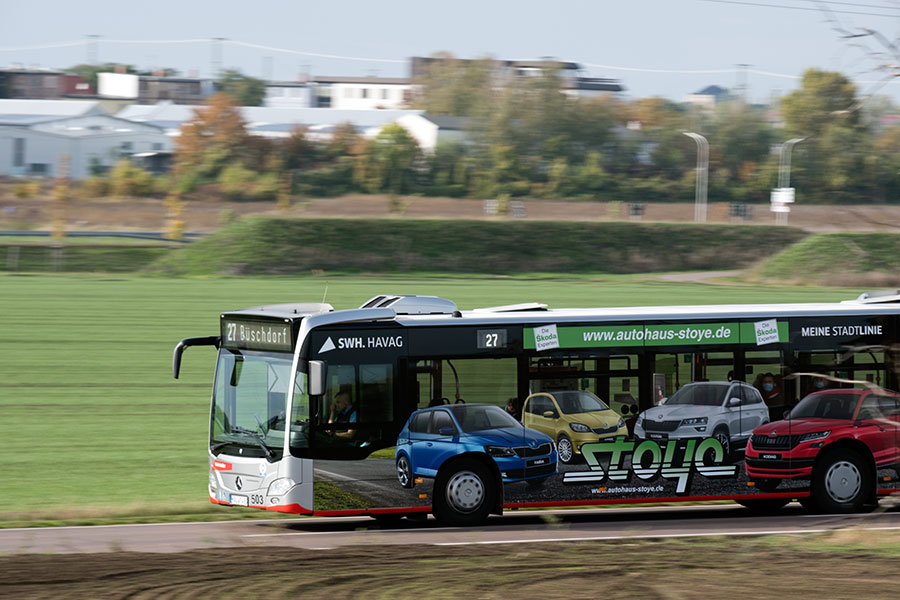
(433, 460), (495, 526)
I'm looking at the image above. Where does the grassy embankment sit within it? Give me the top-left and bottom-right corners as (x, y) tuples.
(4, 218), (808, 274)
(754, 232), (900, 286)
(150, 218), (808, 275)
(0, 273), (867, 527)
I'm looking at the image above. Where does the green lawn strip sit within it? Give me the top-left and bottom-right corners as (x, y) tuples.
(0, 273), (865, 525)
(1, 245), (170, 272)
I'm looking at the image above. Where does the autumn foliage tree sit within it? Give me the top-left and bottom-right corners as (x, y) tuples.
(174, 93), (251, 180)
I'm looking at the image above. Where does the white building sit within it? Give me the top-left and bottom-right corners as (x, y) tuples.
(264, 81), (314, 108)
(117, 102), (426, 140)
(0, 99), (171, 178)
(312, 76), (413, 110)
(395, 114), (469, 153)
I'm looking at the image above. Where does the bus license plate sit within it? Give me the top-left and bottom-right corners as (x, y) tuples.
(528, 458), (548, 467)
(230, 494), (249, 507)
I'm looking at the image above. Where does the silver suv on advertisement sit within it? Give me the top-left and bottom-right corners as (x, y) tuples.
(634, 381), (769, 456)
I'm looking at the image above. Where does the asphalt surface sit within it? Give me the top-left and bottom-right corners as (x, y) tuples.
(3, 502), (900, 555)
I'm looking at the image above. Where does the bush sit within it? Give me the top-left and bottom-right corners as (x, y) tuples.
(12, 181), (41, 199)
(218, 163), (257, 200)
(80, 176), (109, 199)
(109, 160), (153, 198)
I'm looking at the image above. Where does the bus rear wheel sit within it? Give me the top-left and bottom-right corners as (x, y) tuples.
(433, 460), (495, 526)
(812, 450), (871, 513)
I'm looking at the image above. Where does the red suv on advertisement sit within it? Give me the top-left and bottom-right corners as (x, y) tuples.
(745, 388), (900, 512)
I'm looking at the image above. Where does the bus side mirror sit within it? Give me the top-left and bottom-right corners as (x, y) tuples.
(172, 336), (220, 379)
(309, 360), (326, 396)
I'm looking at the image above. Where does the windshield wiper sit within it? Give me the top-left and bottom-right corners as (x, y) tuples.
(210, 441), (232, 453)
(230, 426), (277, 459)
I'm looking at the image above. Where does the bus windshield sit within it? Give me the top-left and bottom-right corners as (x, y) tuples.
(211, 349), (295, 459)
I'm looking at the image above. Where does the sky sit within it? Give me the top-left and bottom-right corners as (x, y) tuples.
(3, 0), (900, 104)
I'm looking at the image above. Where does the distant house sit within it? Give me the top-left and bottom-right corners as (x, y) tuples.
(0, 68), (94, 99)
(685, 85), (731, 108)
(264, 81), (314, 108)
(395, 114), (470, 153)
(0, 99), (171, 178)
(310, 76), (413, 110)
(98, 72), (214, 105)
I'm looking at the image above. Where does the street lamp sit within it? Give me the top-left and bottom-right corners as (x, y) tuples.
(771, 137), (806, 226)
(683, 132), (709, 223)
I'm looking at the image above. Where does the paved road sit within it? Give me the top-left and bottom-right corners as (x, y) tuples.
(3, 502), (899, 555)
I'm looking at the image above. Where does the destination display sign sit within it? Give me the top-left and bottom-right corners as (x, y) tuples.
(221, 317), (293, 352)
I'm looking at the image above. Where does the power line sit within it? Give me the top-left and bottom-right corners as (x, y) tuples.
(700, 0), (900, 17)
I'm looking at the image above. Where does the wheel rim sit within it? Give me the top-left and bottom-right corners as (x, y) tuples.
(397, 456), (411, 487)
(557, 438), (573, 463)
(445, 470), (485, 513)
(824, 460), (862, 503)
(715, 431), (730, 456)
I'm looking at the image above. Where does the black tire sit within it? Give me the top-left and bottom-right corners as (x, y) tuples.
(712, 426), (732, 461)
(557, 434), (575, 464)
(396, 454), (414, 489)
(433, 459), (495, 526)
(812, 449), (871, 513)
(736, 498), (790, 512)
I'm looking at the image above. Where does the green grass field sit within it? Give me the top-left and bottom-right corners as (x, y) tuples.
(0, 272), (868, 526)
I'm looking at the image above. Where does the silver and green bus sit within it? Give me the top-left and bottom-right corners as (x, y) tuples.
(174, 292), (900, 525)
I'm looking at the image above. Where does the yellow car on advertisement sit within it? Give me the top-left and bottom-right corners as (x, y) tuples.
(522, 390), (627, 463)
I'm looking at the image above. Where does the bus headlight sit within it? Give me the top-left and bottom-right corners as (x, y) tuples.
(209, 471), (217, 490)
(267, 478), (296, 496)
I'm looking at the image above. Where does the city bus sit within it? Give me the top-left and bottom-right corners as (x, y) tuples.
(173, 292), (900, 525)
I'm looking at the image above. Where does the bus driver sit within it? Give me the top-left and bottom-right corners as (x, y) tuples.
(328, 390), (357, 440)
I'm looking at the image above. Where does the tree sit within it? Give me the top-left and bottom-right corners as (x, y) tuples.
(215, 69), (266, 106)
(781, 69), (859, 138)
(708, 102), (774, 184)
(173, 93), (251, 179)
(412, 52), (494, 117)
(355, 123), (422, 194)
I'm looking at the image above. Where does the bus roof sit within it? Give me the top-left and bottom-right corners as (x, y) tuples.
(225, 294), (900, 329)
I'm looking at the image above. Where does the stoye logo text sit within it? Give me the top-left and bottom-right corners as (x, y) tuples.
(562, 436), (737, 493)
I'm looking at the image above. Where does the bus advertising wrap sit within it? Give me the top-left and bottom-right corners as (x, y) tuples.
(524, 321), (788, 350)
